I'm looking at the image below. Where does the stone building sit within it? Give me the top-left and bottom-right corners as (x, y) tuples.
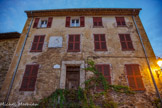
(0, 8), (161, 107)
(0, 32), (20, 90)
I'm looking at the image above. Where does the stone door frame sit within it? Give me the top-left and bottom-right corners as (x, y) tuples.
(60, 61), (85, 89)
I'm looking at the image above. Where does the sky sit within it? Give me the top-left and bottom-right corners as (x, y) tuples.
(0, 0), (161, 57)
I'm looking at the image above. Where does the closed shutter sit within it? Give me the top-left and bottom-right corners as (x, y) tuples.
(66, 17), (71, 27)
(96, 64), (111, 91)
(30, 35), (45, 52)
(119, 34), (134, 50)
(33, 18), (40, 28)
(94, 34), (107, 51)
(20, 64), (39, 91)
(93, 17), (102, 26)
(47, 17), (53, 28)
(68, 35), (80, 52)
(116, 17), (126, 26)
(125, 64), (145, 91)
(80, 17), (85, 27)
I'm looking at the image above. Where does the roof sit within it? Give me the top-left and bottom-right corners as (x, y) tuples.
(25, 8), (142, 17)
(0, 32), (21, 39)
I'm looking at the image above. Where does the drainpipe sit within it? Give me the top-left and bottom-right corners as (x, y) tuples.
(132, 11), (162, 105)
(4, 11), (34, 107)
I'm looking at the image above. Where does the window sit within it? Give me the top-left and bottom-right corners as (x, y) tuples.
(94, 34), (107, 51)
(116, 17), (126, 26)
(68, 34), (80, 52)
(125, 64), (145, 91)
(66, 17), (84, 27)
(30, 35), (45, 52)
(40, 20), (47, 28)
(66, 66), (80, 90)
(95, 64), (111, 91)
(119, 34), (134, 50)
(19, 64), (39, 91)
(33, 17), (53, 28)
(93, 17), (103, 27)
(71, 19), (80, 27)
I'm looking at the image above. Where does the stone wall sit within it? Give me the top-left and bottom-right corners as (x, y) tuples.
(0, 38), (19, 90)
(0, 15), (161, 108)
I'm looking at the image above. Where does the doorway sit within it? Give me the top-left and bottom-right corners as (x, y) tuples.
(66, 66), (80, 90)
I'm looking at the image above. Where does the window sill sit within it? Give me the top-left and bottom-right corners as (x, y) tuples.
(93, 26), (104, 28)
(122, 49), (135, 51)
(30, 50), (42, 52)
(95, 49), (107, 51)
(67, 50), (80, 52)
(35, 27), (49, 29)
(117, 25), (127, 27)
(68, 26), (83, 28)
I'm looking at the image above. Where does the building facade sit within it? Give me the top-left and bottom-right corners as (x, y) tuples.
(0, 8), (161, 107)
(0, 32), (20, 91)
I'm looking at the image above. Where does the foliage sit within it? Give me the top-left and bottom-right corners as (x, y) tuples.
(34, 60), (134, 108)
(152, 98), (161, 108)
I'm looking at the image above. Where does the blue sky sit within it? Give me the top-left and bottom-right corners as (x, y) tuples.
(0, 0), (161, 57)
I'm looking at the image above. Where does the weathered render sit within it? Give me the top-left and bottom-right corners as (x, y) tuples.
(0, 8), (161, 107)
(0, 32), (20, 91)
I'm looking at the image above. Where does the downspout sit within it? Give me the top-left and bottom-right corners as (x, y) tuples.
(4, 11), (34, 106)
(132, 10), (162, 104)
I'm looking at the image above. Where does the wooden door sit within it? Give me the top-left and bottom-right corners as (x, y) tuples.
(66, 66), (80, 90)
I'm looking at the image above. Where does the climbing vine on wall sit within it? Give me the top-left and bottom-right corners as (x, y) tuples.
(34, 60), (134, 108)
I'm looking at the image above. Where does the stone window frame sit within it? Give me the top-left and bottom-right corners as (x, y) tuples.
(60, 61), (85, 89)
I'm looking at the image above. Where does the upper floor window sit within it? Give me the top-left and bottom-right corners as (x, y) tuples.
(33, 17), (53, 28)
(40, 20), (47, 28)
(66, 17), (84, 27)
(94, 34), (107, 51)
(95, 64), (111, 91)
(116, 17), (126, 26)
(71, 18), (80, 27)
(93, 17), (103, 27)
(125, 64), (145, 91)
(30, 35), (45, 52)
(68, 34), (80, 52)
(119, 34), (134, 51)
(19, 64), (39, 91)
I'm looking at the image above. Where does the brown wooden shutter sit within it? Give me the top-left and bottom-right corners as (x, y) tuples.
(20, 64), (39, 91)
(93, 17), (97, 26)
(66, 17), (71, 27)
(98, 17), (103, 26)
(30, 35), (45, 52)
(96, 65), (111, 91)
(80, 17), (85, 27)
(125, 64), (145, 91)
(47, 17), (53, 28)
(103, 65), (111, 84)
(68, 35), (80, 52)
(33, 18), (40, 28)
(74, 35), (80, 51)
(94, 34), (107, 51)
(116, 17), (126, 26)
(119, 34), (134, 50)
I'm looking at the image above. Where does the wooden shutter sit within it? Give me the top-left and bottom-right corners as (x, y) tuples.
(30, 35), (45, 52)
(93, 17), (102, 26)
(33, 18), (40, 28)
(68, 35), (80, 52)
(66, 17), (71, 27)
(20, 64), (39, 91)
(80, 17), (85, 27)
(119, 34), (134, 50)
(125, 64), (145, 91)
(47, 17), (53, 28)
(95, 65), (111, 91)
(116, 17), (126, 26)
(94, 34), (107, 51)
